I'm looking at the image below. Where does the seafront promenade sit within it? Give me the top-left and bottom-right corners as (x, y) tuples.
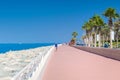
(41, 45), (120, 80)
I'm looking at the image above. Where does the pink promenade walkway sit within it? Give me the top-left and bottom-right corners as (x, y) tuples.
(41, 45), (120, 80)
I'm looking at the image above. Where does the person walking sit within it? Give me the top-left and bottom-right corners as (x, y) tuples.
(55, 43), (58, 51)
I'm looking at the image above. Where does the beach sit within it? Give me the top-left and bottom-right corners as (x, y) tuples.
(0, 46), (52, 80)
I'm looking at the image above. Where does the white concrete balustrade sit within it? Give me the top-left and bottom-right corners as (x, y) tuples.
(12, 46), (54, 80)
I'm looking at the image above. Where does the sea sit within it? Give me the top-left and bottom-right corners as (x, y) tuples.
(0, 43), (55, 54)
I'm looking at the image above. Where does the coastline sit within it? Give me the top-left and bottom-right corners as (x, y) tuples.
(0, 45), (53, 80)
(0, 43), (54, 54)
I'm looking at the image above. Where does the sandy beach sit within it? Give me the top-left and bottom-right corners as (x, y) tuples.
(0, 46), (52, 80)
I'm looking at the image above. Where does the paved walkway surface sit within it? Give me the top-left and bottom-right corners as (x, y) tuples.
(42, 45), (120, 80)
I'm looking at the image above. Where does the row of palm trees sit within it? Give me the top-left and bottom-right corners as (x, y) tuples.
(82, 8), (120, 48)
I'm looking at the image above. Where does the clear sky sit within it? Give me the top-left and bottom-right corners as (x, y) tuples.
(0, 0), (120, 43)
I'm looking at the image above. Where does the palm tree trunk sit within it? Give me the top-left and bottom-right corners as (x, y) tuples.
(91, 35), (93, 47)
(86, 36), (89, 46)
(102, 35), (105, 47)
(88, 34), (90, 47)
(107, 36), (108, 41)
(94, 32), (97, 47)
(83, 38), (85, 46)
(84, 38), (87, 46)
(117, 35), (118, 48)
(99, 32), (101, 48)
(110, 28), (113, 48)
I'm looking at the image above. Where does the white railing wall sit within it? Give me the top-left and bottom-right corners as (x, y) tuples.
(12, 46), (54, 80)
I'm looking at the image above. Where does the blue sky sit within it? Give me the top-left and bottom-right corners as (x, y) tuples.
(0, 0), (120, 43)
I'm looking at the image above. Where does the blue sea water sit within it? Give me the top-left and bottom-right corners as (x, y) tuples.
(0, 43), (54, 54)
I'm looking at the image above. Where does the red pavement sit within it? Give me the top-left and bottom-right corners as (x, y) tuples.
(42, 45), (120, 80)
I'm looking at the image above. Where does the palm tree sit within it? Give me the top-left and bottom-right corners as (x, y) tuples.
(82, 21), (93, 47)
(71, 32), (78, 44)
(91, 32), (95, 47)
(101, 24), (109, 46)
(82, 35), (87, 46)
(88, 19), (95, 47)
(72, 32), (78, 39)
(103, 8), (119, 48)
(82, 22), (89, 46)
(91, 15), (104, 47)
(91, 16), (97, 47)
(97, 16), (105, 47)
(118, 31), (120, 45)
(114, 20), (120, 48)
